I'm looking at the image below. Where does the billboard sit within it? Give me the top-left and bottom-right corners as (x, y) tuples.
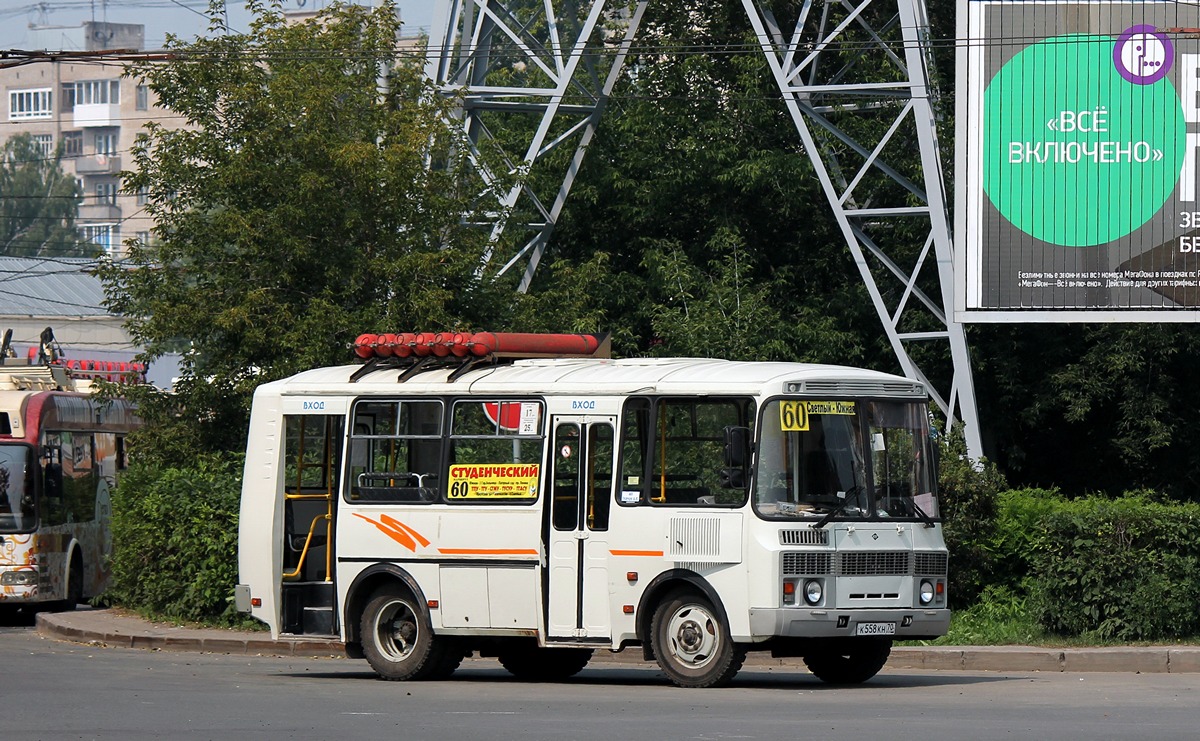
(956, 1), (1200, 320)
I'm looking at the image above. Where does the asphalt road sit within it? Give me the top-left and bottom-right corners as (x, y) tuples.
(4, 620), (1199, 740)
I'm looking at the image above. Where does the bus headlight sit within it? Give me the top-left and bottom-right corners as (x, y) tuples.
(804, 579), (823, 606)
(919, 580), (935, 605)
(1, 570), (37, 586)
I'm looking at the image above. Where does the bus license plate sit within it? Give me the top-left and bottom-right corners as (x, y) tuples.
(855, 622), (896, 636)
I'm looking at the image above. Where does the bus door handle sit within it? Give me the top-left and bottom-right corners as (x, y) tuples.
(574, 531), (589, 540)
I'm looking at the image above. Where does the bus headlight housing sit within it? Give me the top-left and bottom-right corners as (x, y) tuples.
(803, 579), (824, 606)
(1, 569), (37, 586)
(919, 579), (935, 605)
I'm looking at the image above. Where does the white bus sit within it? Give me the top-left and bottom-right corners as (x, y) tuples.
(0, 339), (141, 616)
(236, 332), (949, 687)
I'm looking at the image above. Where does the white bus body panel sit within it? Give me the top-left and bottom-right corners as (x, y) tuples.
(238, 357), (945, 645)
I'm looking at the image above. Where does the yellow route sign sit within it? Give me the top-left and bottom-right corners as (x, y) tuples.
(447, 464), (540, 499)
(779, 400), (856, 431)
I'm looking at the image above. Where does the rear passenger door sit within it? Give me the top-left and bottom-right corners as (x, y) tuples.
(545, 416), (616, 641)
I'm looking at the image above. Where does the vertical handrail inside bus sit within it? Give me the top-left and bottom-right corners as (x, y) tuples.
(324, 417), (333, 583)
(656, 409), (667, 502)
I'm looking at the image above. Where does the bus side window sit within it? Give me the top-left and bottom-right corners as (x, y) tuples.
(347, 400), (443, 503)
(619, 397), (752, 507)
(41, 443), (66, 526)
(617, 398), (650, 505)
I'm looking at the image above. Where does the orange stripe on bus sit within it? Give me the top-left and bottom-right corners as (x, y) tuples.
(609, 549), (664, 557)
(436, 548), (539, 556)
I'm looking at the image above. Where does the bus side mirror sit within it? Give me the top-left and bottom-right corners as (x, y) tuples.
(720, 426), (751, 489)
(723, 426), (751, 468)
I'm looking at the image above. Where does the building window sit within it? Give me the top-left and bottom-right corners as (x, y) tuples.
(94, 132), (117, 156)
(135, 186), (149, 206)
(94, 181), (119, 205)
(32, 134), (53, 157)
(63, 131), (84, 158)
(60, 83), (76, 112)
(135, 84), (149, 111)
(135, 231), (151, 245)
(80, 224), (119, 254)
(75, 80), (120, 106)
(9, 88), (53, 120)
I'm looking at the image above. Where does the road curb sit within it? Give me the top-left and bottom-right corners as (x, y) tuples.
(36, 612), (345, 658)
(34, 610), (1200, 672)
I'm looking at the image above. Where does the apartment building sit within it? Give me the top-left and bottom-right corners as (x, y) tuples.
(4, 15), (424, 260)
(2, 21), (158, 259)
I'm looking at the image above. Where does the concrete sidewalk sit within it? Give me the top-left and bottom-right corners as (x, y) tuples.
(35, 608), (1200, 673)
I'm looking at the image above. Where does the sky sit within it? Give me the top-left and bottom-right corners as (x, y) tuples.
(0, 1), (435, 51)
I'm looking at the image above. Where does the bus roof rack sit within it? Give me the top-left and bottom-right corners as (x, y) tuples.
(349, 331), (612, 383)
(0, 327), (147, 391)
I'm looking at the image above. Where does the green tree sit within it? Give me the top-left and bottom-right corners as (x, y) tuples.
(99, 0), (514, 461)
(0, 133), (87, 256)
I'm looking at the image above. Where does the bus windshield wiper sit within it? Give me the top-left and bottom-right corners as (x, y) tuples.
(810, 487), (859, 529)
(903, 497), (936, 528)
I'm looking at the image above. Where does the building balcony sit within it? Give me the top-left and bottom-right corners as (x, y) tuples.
(74, 154), (122, 175)
(73, 103), (120, 128)
(78, 203), (122, 221)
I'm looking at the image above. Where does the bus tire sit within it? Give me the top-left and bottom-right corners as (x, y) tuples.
(802, 638), (892, 684)
(650, 590), (745, 688)
(424, 640), (466, 680)
(498, 646), (593, 681)
(360, 587), (449, 681)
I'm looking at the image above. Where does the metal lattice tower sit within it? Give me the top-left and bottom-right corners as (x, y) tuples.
(426, 0), (982, 455)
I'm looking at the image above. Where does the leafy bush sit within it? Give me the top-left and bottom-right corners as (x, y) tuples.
(936, 428), (1007, 608)
(105, 453), (247, 625)
(1027, 492), (1200, 641)
(990, 487), (1063, 590)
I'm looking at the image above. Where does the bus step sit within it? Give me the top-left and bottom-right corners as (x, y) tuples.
(281, 582), (336, 634)
(302, 606), (335, 635)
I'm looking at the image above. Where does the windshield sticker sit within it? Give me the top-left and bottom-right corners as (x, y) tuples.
(447, 464), (540, 499)
(779, 400), (857, 431)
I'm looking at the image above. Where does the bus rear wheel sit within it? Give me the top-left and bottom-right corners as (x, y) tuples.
(651, 590), (746, 688)
(803, 638), (892, 684)
(498, 646), (593, 681)
(360, 588), (453, 681)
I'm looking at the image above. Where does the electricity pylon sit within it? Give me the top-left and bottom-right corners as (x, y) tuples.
(426, 0), (982, 456)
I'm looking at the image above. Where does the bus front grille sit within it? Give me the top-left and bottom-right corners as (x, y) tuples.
(838, 551), (911, 576)
(782, 552), (834, 575)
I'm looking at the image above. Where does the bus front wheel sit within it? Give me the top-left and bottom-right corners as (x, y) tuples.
(803, 638), (892, 684)
(360, 588), (454, 681)
(650, 590), (746, 688)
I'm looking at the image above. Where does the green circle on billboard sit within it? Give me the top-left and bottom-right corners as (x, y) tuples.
(983, 34), (1185, 247)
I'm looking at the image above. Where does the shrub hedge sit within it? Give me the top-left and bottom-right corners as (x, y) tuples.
(104, 453), (246, 625)
(1025, 491), (1200, 641)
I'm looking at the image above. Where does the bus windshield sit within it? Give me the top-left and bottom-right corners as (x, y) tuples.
(754, 399), (937, 521)
(0, 444), (36, 533)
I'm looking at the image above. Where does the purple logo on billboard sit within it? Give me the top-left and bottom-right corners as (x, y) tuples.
(1113, 25), (1173, 84)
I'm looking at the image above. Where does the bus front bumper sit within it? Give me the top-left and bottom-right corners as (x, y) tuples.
(749, 607), (951, 640)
